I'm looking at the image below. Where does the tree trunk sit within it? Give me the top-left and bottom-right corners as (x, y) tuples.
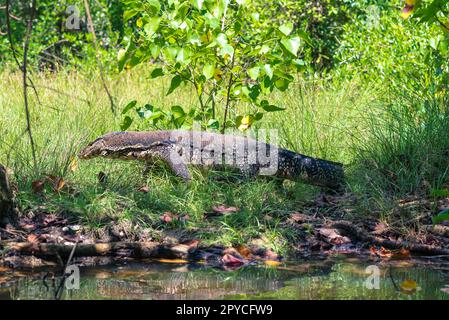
(0, 164), (17, 226)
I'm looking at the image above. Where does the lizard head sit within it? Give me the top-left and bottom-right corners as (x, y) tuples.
(78, 132), (139, 159)
(78, 137), (107, 159)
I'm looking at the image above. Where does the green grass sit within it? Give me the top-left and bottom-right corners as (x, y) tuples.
(1, 66), (448, 253)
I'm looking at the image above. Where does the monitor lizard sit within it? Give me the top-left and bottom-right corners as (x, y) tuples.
(78, 130), (344, 190)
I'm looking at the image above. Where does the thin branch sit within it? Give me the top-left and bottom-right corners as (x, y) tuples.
(55, 241), (78, 300)
(5, 0), (22, 69)
(22, 0), (38, 171)
(34, 84), (92, 106)
(222, 53), (236, 133)
(83, 0), (116, 115)
(5, 0), (41, 105)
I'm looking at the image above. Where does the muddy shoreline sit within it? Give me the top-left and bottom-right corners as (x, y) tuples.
(2, 203), (449, 270)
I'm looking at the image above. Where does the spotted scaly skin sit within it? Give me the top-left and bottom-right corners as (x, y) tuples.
(79, 131), (344, 189)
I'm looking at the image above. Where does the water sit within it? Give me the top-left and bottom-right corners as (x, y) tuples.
(1, 255), (448, 300)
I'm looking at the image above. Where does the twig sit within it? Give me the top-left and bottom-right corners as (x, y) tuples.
(22, 0), (38, 172)
(83, 0), (116, 115)
(54, 241), (78, 300)
(222, 53), (235, 133)
(5, 0), (22, 69)
(5, 0), (42, 107)
(34, 84), (92, 106)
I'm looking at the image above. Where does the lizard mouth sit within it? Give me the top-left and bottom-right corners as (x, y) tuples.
(78, 144), (100, 159)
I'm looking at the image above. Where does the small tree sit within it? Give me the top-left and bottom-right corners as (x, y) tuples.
(118, 0), (310, 132)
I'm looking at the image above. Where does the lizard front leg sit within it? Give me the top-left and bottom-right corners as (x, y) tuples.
(145, 144), (191, 181)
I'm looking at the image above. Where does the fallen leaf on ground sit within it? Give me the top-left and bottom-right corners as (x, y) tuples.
(53, 177), (65, 193)
(212, 205), (239, 215)
(370, 246), (410, 259)
(262, 248), (280, 261)
(264, 260), (281, 267)
(236, 245), (252, 259)
(373, 222), (388, 234)
(290, 213), (316, 223)
(400, 279), (418, 294)
(20, 223), (37, 231)
(160, 211), (178, 223)
(27, 234), (39, 243)
(181, 239), (200, 248)
(31, 179), (46, 194)
(222, 253), (245, 266)
(318, 228), (351, 245)
(392, 248), (411, 259)
(137, 185), (150, 193)
(370, 246), (393, 258)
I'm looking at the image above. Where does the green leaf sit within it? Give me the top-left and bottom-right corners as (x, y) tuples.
(207, 119), (220, 130)
(263, 64), (273, 79)
(274, 78), (289, 91)
(146, 0), (161, 16)
(279, 22), (294, 36)
(171, 105), (186, 118)
(144, 17), (160, 37)
(193, 0), (204, 10)
(124, 9), (140, 21)
(203, 64), (215, 79)
(432, 209), (449, 225)
(237, 114), (254, 131)
(219, 44), (234, 58)
(216, 33), (228, 47)
(261, 101), (285, 112)
(120, 116), (133, 130)
(162, 47), (179, 62)
(137, 104), (154, 118)
(281, 36), (302, 56)
(167, 75), (182, 96)
(248, 67), (260, 80)
(176, 1), (190, 19)
(151, 68), (164, 78)
(122, 100), (137, 114)
(176, 47), (191, 64)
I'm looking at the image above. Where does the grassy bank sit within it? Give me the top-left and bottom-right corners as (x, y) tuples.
(1, 67), (448, 254)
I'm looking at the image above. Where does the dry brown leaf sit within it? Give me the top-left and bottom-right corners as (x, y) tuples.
(236, 245), (252, 259)
(263, 249), (280, 261)
(212, 205), (239, 214)
(69, 157), (78, 172)
(31, 179), (46, 194)
(181, 239), (200, 248)
(392, 248), (411, 259)
(137, 185), (150, 193)
(27, 234), (39, 243)
(160, 211), (178, 223)
(54, 177), (65, 193)
(370, 246), (393, 258)
(222, 253), (245, 266)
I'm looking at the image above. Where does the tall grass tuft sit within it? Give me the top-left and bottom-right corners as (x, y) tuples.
(353, 93), (449, 197)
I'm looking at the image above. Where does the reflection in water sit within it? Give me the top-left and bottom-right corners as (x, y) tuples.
(0, 256), (448, 300)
